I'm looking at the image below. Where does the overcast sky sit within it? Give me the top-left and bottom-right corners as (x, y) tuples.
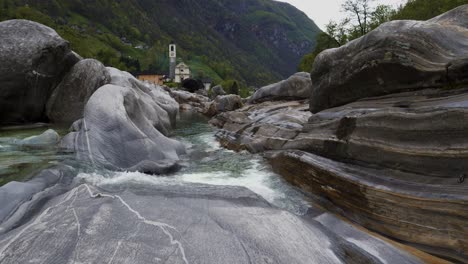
(279, 0), (408, 30)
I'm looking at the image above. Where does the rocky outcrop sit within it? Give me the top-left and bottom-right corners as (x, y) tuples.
(215, 90), (468, 263)
(46, 59), (110, 124)
(0, 20), (79, 124)
(211, 85), (227, 98)
(205, 94), (243, 117)
(61, 83), (186, 174)
(170, 89), (211, 113)
(213, 6), (468, 262)
(60, 67), (186, 174)
(310, 5), (468, 113)
(106, 67), (179, 131)
(211, 100), (310, 151)
(0, 179), (432, 264)
(15, 129), (60, 147)
(249, 72), (312, 103)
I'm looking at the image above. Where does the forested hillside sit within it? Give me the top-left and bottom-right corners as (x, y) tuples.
(0, 0), (321, 86)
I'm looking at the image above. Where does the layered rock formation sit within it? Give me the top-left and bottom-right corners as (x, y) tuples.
(211, 100), (310, 152)
(309, 5), (468, 113)
(249, 72), (312, 103)
(168, 89), (244, 117)
(213, 6), (468, 262)
(0, 20), (79, 124)
(205, 94), (243, 117)
(169, 89), (211, 113)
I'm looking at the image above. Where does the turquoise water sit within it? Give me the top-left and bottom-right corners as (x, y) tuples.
(76, 112), (312, 215)
(0, 125), (71, 186)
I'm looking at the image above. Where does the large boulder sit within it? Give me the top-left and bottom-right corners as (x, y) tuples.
(107, 67), (179, 131)
(61, 84), (186, 174)
(249, 72), (312, 103)
(210, 85), (227, 99)
(310, 5), (468, 113)
(46, 59), (110, 124)
(15, 129), (60, 147)
(206, 94), (243, 117)
(0, 20), (79, 124)
(170, 89), (211, 113)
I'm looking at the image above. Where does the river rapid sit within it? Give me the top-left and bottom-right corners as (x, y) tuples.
(0, 112), (424, 264)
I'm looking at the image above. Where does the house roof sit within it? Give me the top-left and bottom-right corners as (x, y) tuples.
(133, 71), (168, 76)
(176, 62), (189, 68)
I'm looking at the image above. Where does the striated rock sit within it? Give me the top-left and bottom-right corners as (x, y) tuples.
(0, 179), (430, 264)
(46, 59), (110, 124)
(310, 5), (468, 113)
(211, 100), (310, 152)
(267, 149), (468, 263)
(249, 72), (312, 103)
(205, 94), (243, 117)
(0, 20), (79, 124)
(214, 87), (468, 262)
(289, 88), (468, 179)
(107, 67), (179, 130)
(16, 129), (60, 147)
(61, 80), (186, 174)
(170, 89), (211, 114)
(0, 165), (76, 227)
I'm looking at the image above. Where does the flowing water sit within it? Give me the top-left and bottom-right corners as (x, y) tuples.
(0, 125), (71, 186)
(0, 112), (424, 263)
(76, 112), (312, 216)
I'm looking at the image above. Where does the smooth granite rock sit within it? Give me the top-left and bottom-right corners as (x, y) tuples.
(0, 20), (79, 124)
(206, 94), (243, 117)
(249, 72), (312, 103)
(16, 129), (60, 147)
(61, 83), (186, 174)
(0, 180), (428, 264)
(46, 59), (110, 124)
(309, 5), (468, 113)
(107, 67), (179, 131)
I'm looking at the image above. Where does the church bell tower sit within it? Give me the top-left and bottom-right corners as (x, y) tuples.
(169, 42), (176, 80)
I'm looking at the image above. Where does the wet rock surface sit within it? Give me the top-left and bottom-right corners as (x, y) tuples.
(15, 129), (60, 147)
(0, 20), (78, 124)
(0, 180), (427, 264)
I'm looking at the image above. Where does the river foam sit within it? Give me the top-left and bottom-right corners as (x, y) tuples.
(76, 159), (283, 205)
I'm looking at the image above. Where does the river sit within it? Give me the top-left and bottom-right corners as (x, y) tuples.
(0, 112), (424, 263)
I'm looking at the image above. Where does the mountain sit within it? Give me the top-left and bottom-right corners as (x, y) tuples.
(0, 0), (321, 86)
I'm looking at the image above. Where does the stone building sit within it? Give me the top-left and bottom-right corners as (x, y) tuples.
(175, 62), (191, 83)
